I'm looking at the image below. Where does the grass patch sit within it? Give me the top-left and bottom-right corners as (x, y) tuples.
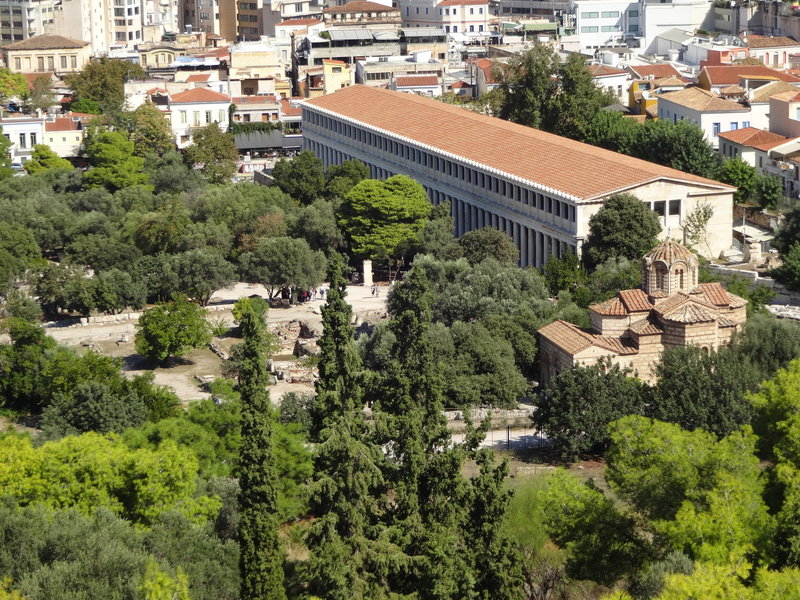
(505, 472), (551, 551)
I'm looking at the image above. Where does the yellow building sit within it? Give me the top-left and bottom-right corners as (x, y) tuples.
(2, 34), (90, 76)
(304, 60), (352, 98)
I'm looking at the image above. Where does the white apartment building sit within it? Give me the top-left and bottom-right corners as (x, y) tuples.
(303, 85), (736, 263)
(168, 86), (231, 147)
(657, 86), (751, 149)
(0, 116), (43, 165)
(401, 0), (487, 32)
(574, 0), (640, 51)
(640, 0), (713, 53)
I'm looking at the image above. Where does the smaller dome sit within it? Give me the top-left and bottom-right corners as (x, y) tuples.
(643, 238), (694, 265)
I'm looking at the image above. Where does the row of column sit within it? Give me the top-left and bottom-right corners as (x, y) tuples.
(450, 197), (564, 268)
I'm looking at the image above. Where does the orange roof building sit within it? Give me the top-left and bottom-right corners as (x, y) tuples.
(302, 85), (736, 266)
(538, 239), (747, 384)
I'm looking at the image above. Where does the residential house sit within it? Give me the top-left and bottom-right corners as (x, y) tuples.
(2, 34), (89, 75)
(432, 0), (489, 36)
(626, 63), (682, 81)
(743, 34), (800, 69)
(390, 73), (441, 96)
(474, 57), (500, 96)
(273, 18), (322, 64)
(717, 126), (790, 165)
(303, 59), (352, 97)
(628, 75), (687, 117)
(746, 80), (800, 131)
(0, 114), (43, 164)
(322, 0), (401, 29)
(168, 87), (231, 148)
(538, 239), (747, 385)
(697, 65), (800, 93)
(43, 113), (84, 157)
(231, 94), (281, 123)
(355, 51), (446, 88)
(657, 86), (750, 147)
(588, 63), (628, 103)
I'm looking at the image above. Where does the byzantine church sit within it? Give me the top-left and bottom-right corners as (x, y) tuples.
(538, 239), (748, 384)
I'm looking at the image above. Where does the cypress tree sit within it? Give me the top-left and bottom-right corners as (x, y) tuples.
(237, 297), (286, 600)
(306, 254), (398, 599)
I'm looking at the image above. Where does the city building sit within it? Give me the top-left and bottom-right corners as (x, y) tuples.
(656, 86), (751, 148)
(390, 73), (441, 96)
(574, 0), (640, 51)
(355, 51), (446, 88)
(697, 65), (800, 93)
(2, 34), (90, 75)
(0, 0), (58, 43)
(168, 86), (231, 147)
(587, 63), (628, 103)
(743, 33), (800, 69)
(302, 85), (736, 267)
(431, 0), (489, 35)
(0, 114), (43, 164)
(43, 114), (85, 157)
(538, 239), (747, 384)
(322, 0), (401, 29)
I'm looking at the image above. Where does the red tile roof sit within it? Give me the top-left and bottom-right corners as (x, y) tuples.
(323, 0), (395, 12)
(304, 85), (733, 200)
(395, 75), (439, 87)
(588, 64), (627, 77)
(701, 65), (800, 85)
(644, 238), (695, 264)
(322, 59), (347, 65)
(280, 98), (302, 117)
(185, 73), (211, 82)
(45, 118), (81, 132)
(745, 34), (800, 49)
(698, 282), (731, 307)
(619, 289), (651, 313)
(538, 320), (593, 354)
(4, 34), (88, 50)
(146, 87), (169, 95)
(476, 57), (498, 84)
(590, 297), (628, 316)
(22, 72), (53, 90)
(170, 87), (229, 103)
(658, 86), (749, 112)
(451, 80), (473, 89)
(717, 127), (789, 148)
(627, 64), (681, 79)
(628, 318), (663, 336)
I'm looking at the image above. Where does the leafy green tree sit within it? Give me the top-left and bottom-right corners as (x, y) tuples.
(238, 236), (325, 299)
(135, 297), (212, 365)
(184, 123), (238, 183)
(494, 43), (560, 129)
(458, 226), (520, 265)
(134, 203), (191, 255)
(754, 174), (784, 210)
(0, 68), (27, 106)
(145, 150), (205, 195)
(65, 58), (146, 113)
(23, 144), (74, 174)
(736, 313), (800, 380)
(418, 201), (462, 261)
(170, 248), (236, 305)
(84, 131), (149, 190)
(772, 241), (800, 292)
(130, 101), (175, 158)
(0, 222), (44, 295)
(548, 52), (616, 139)
(41, 380), (148, 438)
(92, 268), (147, 314)
(583, 110), (641, 154)
(0, 125), (12, 179)
(534, 359), (647, 459)
(271, 150), (326, 204)
(716, 157), (757, 204)
(324, 158), (369, 199)
(542, 469), (647, 585)
(773, 205), (800, 255)
(749, 358), (800, 462)
(286, 199), (344, 253)
(69, 97), (101, 114)
(235, 297), (286, 600)
(651, 345), (760, 437)
(542, 251), (587, 296)
(25, 74), (55, 113)
(586, 256), (642, 302)
(139, 559), (190, 600)
(338, 174), (431, 268)
(630, 119), (719, 178)
(583, 193), (661, 268)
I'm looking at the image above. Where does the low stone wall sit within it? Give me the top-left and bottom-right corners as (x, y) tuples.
(43, 304), (232, 330)
(707, 264), (800, 306)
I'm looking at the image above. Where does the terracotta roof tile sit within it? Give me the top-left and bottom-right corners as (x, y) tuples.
(45, 118), (81, 132)
(395, 75), (439, 87)
(304, 86), (734, 200)
(658, 86), (749, 112)
(627, 64), (681, 79)
(476, 58), (498, 84)
(718, 315), (738, 327)
(698, 282), (732, 306)
(589, 296), (628, 316)
(628, 317), (664, 335)
(185, 73), (211, 82)
(3, 34), (88, 50)
(749, 80), (800, 103)
(588, 64), (627, 77)
(538, 320), (592, 354)
(701, 65), (800, 86)
(619, 289), (652, 312)
(170, 87), (229, 103)
(745, 34), (800, 49)
(661, 303), (717, 324)
(276, 18), (322, 26)
(280, 97), (302, 117)
(644, 239), (695, 264)
(323, 1), (395, 12)
(717, 127), (788, 147)
(593, 335), (639, 355)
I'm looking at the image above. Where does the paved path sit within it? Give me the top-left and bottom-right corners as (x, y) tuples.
(450, 427), (549, 452)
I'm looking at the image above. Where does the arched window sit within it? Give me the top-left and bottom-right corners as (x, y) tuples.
(656, 265), (667, 292)
(677, 268), (684, 290)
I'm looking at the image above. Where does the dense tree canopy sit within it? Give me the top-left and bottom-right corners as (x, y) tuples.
(583, 193), (661, 268)
(185, 123), (238, 184)
(135, 297), (212, 364)
(65, 58), (146, 113)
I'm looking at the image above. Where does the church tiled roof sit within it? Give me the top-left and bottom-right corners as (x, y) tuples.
(644, 238), (695, 264)
(589, 296), (628, 316)
(629, 317), (664, 335)
(661, 303), (717, 324)
(619, 289), (651, 312)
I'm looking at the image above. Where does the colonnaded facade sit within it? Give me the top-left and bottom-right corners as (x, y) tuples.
(302, 84), (737, 267)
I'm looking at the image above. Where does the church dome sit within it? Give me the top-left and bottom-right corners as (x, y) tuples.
(643, 238), (694, 265)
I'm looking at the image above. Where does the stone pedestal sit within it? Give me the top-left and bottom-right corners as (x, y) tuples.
(363, 259), (373, 287)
